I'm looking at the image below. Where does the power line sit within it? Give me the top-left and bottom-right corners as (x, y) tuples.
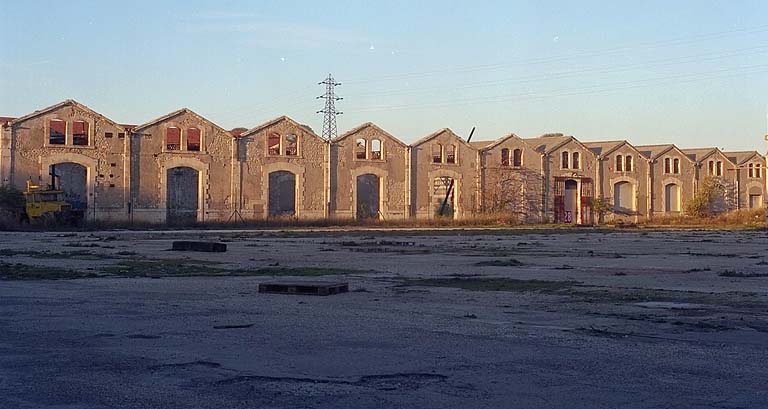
(317, 74), (343, 140)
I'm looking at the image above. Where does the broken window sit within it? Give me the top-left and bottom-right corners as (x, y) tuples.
(615, 155), (623, 172)
(285, 134), (298, 156)
(186, 128), (201, 151)
(673, 158), (680, 174)
(49, 119), (66, 145)
(356, 138), (367, 159)
(513, 149), (522, 167)
(267, 132), (281, 155)
(371, 139), (382, 160)
(572, 152), (580, 169)
(166, 127), (181, 151)
(432, 144), (443, 163)
(561, 151), (569, 169)
(716, 161), (723, 176)
(664, 158), (671, 173)
(501, 148), (510, 166)
(446, 145), (456, 164)
(625, 155), (633, 172)
(72, 120), (89, 146)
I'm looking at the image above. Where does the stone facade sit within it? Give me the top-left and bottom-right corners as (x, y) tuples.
(0, 99), (765, 225)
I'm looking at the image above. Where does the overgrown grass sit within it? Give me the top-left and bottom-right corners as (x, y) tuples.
(643, 209), (766, 229)
(0, 262), (98, 280)
(0, 248), (106, 260)
(404, 277), (578, 292)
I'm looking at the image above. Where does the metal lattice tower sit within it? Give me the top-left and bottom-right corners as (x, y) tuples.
(317, 74), (342, 141)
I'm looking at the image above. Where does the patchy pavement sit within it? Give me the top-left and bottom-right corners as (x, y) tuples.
(0, 229), (767, 408)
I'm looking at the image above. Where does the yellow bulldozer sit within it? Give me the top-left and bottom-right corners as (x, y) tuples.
(21, 180), (84, 225)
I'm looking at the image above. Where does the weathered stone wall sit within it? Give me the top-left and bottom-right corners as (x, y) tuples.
(649, 151), (696, 217)
(131, 110), (234, 223)
(411, 130), (478, 219)
(331, 124), (408, 220)
(596, 147), (650, 223)
(238, 118), (327, 220)
(543, 139), (597, 223)
(8, 102), (129, 221)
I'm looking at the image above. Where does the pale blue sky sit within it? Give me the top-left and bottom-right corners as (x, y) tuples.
(1, 1), (767, 150)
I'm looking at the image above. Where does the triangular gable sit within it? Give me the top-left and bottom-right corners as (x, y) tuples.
(410, 128), (476, 150)
(481, 132), (538, 153)
(541, 135), (598, 159)
(723, 150), (762, 166)
(9, 99), (127, 132)
(241, 115), (323, 142)
(636, 144), (696, 164)
(584, 140), (648, 160)
(333, 122), (407, 148)
(133, 108), (232, 136)
(681, 147), (718, 164)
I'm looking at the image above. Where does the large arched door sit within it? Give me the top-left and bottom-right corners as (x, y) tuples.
(356, 174), (380, 219)
(433, 176), (455, 219)
(613, 181), (635, 213)
(268, 171), (296, 217)
(564, 179), (579, 223)
(167, 167), (199, 224)
(49, 163), (87, 212)
(665, 183), (681, 212)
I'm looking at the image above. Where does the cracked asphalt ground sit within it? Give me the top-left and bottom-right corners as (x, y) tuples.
(1, 229), (767, 408)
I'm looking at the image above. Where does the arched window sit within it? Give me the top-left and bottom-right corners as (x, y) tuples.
(72, 120), (89, 146)
(513, 149), (522, 167)
(615, 155), (623, 172)
(186, 127), (201, 151)
(664, 158), (671, 174)
(625, 155), (633, 172)
(285, 134), (297, 156)
(501, 148), (510, 166)
(716, 161), (723, 176)
(572, 152), (580, 169)
(166, 127), (181, 151)
(49, 119), (66, 145)
(673, 158), (680, 174)
(267, 132), (281, 155)
(561, 151), (569, 169)
(614, 181), (635, 213)
(748, 163), (755, 178)
(708, 160), (715, 175)
(355, 138), (367, 159)
(446, 144), (456, 164)
(370, 139), (382, 160)
(756, 163), (763, 178)
(432, 144), (443, 163)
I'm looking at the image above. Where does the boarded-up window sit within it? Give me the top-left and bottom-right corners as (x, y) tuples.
(285, 134), (298, 156)
(186, 128), (201, 151)
(268, 132), (281, 155)
(625, 155), (633, 172)
(665, 183), (681, 212)
(501, 148), (510, 166)
(432, 144), (442, 163)
(561, 151), (569, 169)
(356, 138), (367, 159)
(572, 152), (580, 169)
(446, 145), (456, 164)
(72, 121), (89, 145)
(615, 155), (623, 172)
(166, 127), (181, 150)
(613, 181), (634, 213)
(673, 158), (680, 174)
(513, 149), (522, 167)
(49, 119), (66, 145)
(371, 139), (382, 160)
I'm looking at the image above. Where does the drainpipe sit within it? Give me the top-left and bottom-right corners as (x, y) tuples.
(406, 146), (412, 218)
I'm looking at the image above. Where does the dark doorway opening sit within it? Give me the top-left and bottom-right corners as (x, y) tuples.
(268, 171), (296, 217)
(356, 174), (380, 219)
(167, 167), (199, 225)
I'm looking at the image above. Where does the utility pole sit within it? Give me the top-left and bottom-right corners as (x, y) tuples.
(317, 74), (342, 141)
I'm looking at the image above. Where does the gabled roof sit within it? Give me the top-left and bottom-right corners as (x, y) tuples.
(0, 116), (16, 127)
(680, 147), (718, 164)
(469, 140), (494, 150)
(635, 144), (696, 163)
(333, 122), (407, 147)
(524, 134), (596, 158)
(723, 150), (763, 166)
(133, 108), (232, 136)
(8, 99), (126, 131)
(583, 140), (648, 160)
(240, 115), (321, 140)
(478, 132), (538, 153)
(410, 128), (475, 150)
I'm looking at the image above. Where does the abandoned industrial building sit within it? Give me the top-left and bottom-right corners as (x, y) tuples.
(0, 99), (766, 224)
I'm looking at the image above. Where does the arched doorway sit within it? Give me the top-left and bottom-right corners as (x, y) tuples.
(665, 183), (680, 212)
(613, 181), (635, 213)
(356, 174), (380, 219)
(268, 171), (296, 217)
(49, 163), (87, 212)
(433, 176), (456, 219)
(564, 179), (578, 223)
(167, 167), (199, 224)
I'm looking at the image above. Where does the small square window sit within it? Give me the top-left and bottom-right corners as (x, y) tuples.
(110, 163), (116, 167)
(105, 132), (113, 138)
(117, 132), (125, 139)
(109, 183), (115, 188)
